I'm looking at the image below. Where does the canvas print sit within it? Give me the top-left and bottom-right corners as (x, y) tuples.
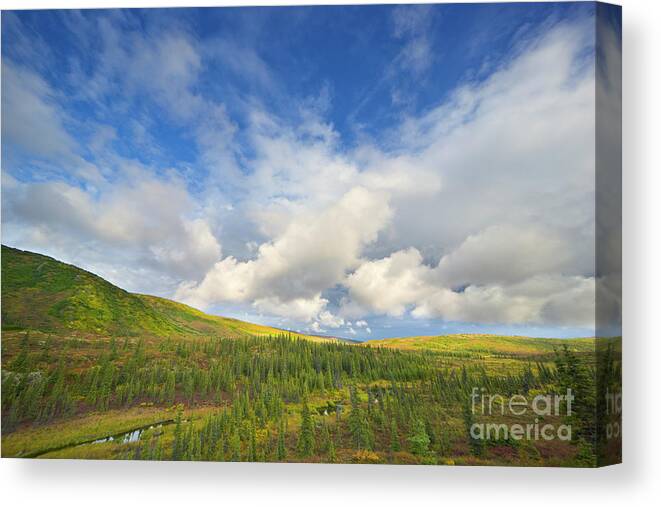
(1, 2), (621, 466)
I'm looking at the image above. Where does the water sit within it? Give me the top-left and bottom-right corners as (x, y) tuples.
(27, 419), (175, 458)
(91, 424), (163, 445)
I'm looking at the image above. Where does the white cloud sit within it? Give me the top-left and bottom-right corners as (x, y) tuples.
(346, 248), (433, 317)
(434, 224), (578, 288)
(412, 275), (596, 328)
(254, 296), (329, 324)
(1, 61), (76, 161)
(83, 17), (204, 120)
(3, 170), (221, 286)
(176, 186), (392, 320)
(344, 244), (595, 327)
(1, 61), (103, 184)
(317, 311), (345, 329)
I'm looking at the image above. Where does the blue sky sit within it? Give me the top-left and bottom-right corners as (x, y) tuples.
(2, 3), (619, 340)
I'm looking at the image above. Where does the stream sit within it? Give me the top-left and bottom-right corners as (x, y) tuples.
(26, 419), (176, 458)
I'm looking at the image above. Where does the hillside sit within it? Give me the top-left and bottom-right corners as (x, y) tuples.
(1, 245), (598, 352)
(0, 245), (328, 342)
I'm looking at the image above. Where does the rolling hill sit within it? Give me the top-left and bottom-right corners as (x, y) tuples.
(1, 245), (598, 353)
(0, 245), (330, 342)
(364, 333), (596, 357)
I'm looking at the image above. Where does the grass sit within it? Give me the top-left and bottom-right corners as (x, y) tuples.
(1, 406), (173, 458)
(1, 404), (224, 459)
(365, 333), (596, 358)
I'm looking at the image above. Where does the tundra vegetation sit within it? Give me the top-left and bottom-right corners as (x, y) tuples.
(1, 246), (620, 466)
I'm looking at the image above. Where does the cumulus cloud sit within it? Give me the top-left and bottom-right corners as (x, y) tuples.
(434, 225), (578, 288)
(309, 321), (324, 334)
(254, 296), (329, 324)
(345, 243), (595, 327)
(176, 186), (392, 321)
(412, 276), (596, 327)
(2, 170), (221, 287)
(345, 248), (433, 317)
(317, 311), (345, 329)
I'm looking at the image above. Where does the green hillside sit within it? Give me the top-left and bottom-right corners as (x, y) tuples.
(1, 245), (598, 352)
(0, 245), (326, 341)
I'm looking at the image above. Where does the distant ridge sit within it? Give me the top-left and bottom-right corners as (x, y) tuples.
(364, 333), (597, 357)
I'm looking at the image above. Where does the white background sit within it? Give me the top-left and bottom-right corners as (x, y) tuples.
(0, 0), (658, 506)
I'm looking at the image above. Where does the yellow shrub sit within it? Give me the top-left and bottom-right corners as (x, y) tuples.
(351, 450), (381, 464)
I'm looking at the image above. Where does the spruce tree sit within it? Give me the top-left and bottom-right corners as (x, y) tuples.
(408, 419), (430, 456)
(11, 334), (31, 373)
(297, 399), (315, 457)
(327, 438), (337, 463)
(276, 419), (287, 461)
(463, 401), (484, 456)
(229, 428), (241, 461)
(390, 417), (401, 452)
(172, 404), (184, 460)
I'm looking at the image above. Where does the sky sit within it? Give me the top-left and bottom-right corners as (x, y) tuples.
(1, 3), (620, 341)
